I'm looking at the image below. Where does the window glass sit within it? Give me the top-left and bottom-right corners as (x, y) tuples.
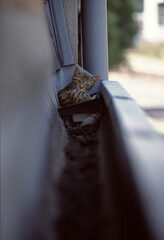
(158, 3), (164, 25)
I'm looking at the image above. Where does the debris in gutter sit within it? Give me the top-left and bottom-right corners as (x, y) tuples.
(53, 98), (108, 240)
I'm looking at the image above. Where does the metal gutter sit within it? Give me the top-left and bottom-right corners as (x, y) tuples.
(101, 80), (164, 240)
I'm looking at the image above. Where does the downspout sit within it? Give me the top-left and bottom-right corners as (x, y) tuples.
(81, 0), (108, 80)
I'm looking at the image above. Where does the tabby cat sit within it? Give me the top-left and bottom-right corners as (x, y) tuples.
(58, 67), (99, 107)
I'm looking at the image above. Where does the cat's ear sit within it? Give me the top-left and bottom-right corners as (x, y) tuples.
(74, 66), (82, 75)
(92, 75), (99, 83)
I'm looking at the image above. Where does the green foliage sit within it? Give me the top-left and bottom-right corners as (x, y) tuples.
(107, 0), (139, 69)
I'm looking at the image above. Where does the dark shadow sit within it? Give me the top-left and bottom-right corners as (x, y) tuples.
(53, 118), (107, 240)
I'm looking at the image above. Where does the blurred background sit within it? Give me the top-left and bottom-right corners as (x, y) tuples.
(107, 0), (164, 140)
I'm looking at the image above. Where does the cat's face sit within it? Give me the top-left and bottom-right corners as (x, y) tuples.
(72, 67), (99, 90)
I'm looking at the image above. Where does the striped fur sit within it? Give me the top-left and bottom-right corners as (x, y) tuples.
(58, 67), (99, 107)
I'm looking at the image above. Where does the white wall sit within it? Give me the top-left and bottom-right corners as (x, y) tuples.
(143, 0), (164, 42)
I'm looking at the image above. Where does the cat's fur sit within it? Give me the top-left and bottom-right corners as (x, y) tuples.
(58, 67), (99, 107)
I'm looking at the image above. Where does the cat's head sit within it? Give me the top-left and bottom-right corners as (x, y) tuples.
(72, 67), (99, 90)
